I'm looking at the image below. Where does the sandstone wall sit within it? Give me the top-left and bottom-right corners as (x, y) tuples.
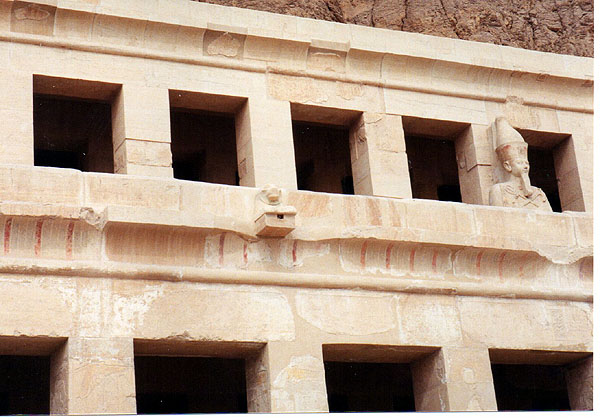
(196, 0), (594, 57)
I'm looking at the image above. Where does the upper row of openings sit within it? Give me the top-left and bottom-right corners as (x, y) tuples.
(32, 76), (566, 211)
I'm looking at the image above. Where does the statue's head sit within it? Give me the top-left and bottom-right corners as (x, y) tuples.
(494, 117), (530, 178)
(498, 143), (529, 177)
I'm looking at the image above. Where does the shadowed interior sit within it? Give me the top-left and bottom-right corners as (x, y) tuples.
(324, 361), (415, 412)
(0, 356), (50, 415)
(134, 356), (248, 414)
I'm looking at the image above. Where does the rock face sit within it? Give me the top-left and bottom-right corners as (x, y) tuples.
(196, 0), (593, 57)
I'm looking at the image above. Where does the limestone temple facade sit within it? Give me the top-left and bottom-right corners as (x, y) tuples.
(0, 0), (593, 414)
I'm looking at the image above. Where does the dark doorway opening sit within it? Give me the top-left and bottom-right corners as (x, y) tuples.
(170, 109), (239, 185)
(492, 364), (571, 411)
(324, 361), (415, 412)
(293, 122), (353, 194)
(33, 94), (114, 173)
(135, 356), (247, 414)
(405, 136), (461, 202)
(0, 355), (50, 415)
(528, 147), (562, 212)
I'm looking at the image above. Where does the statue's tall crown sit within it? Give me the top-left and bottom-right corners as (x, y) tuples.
(494, 117), (528, 162)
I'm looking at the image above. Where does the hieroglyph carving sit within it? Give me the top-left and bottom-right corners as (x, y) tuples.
(489, 117), (552, 211)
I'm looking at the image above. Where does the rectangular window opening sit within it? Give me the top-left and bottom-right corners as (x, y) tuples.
(293, 121), (354, 194)
(33, 75), (119, 173)
(170, 109), (238, 185)
(527, 146), (561, 212)
(324, 361), (416, 412)
(402, 117), (469, 203)
(291, 104), (361, 195)
(405, 135), (461, 202)
(133, 339), (263, 415)
(489, 348), (591, 411)
(169, 91), (245, 185)
(33, 95), (114, 173)
(492, 364), (571, 411)
(0, 355), (50, 415)
(135, 356), (248, 414)
(518, 129), (574, 212)
(322, 344), (437, 413)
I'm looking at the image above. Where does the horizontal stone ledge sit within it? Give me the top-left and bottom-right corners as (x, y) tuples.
(0, 258), (592, 303)
(0, 185), (592, 263)
(0, 30), (592, 115)
(13, 0), (594, 81)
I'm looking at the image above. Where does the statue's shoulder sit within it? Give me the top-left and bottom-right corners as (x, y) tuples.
(530, 186), (549, 203)
(489, 182), (506, 206)
(531, 186), (547, 198)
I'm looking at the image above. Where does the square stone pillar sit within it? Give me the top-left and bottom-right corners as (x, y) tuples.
(112, 85), (173, 177)
(566, 356), (593, 410)
(235, 97), (297, 190)
(454, 124), (494, 205)
(412, 347), (497, 412)
(50, 338), (136, 415)
(554, 134), (591, 212)
(246, 341), (329, 413)
(0, 71), (33, 165)
(349, 113), (412, 198)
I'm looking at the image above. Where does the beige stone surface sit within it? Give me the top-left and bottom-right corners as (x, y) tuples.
(295, 289), (396, 336)
(455, 124), (494, 204)
(350, 112), (412, 198)
(411, 347), (498, 412)
(50, 338), (136, 414)
(259, 341), (329, 413)
(0, 70), (33, 165)
(0, 0), (593, 414)
(235, 96), (297, 189)
(458, 297), (592, 350)
(135, 283), (295, 342)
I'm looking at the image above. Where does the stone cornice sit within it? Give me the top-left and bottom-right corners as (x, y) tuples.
(0, 0), (593, 114)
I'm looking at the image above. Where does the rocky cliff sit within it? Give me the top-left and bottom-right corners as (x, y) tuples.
(195, 0), (593, 57)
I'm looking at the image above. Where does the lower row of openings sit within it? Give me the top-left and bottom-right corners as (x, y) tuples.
(135, 357), (579, 413)
(0, 353), (586, 414)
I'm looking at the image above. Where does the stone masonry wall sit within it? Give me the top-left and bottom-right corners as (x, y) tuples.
(196, 0), (594, 57)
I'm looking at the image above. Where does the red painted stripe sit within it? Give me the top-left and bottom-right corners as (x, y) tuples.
(34, 219), (44, 257)
(385, 244), (393, 270)
(579, 259), (586, 281)
(3, 218), (12, 255)
(498, 251), (507, 279)
(218, 233), (226, 266)
(292, 240), (298, 264)
(243, 243), (248, 265)
(66, 221), (75, 260)
(432, 250), (438, 273)
(360, 241), (368, 268)
(476, 251), (484, 276)
(409, 248), (416, 272)
(518, 254), (528, 278)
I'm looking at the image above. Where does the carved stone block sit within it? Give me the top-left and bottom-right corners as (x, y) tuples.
(255, 212), (296, 237)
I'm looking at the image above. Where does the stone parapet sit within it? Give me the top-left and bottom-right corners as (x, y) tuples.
(0, 173), (592, 304)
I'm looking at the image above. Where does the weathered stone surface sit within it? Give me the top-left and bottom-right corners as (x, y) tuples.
(0, 0), (593, 414)
(195, 0), (593, 57)
(295, 290), (396, 336)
